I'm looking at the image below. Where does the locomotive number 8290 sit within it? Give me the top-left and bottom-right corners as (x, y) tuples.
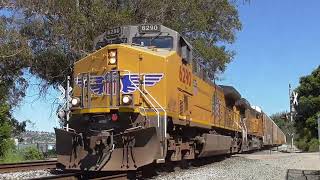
(179, 65), (192, 86)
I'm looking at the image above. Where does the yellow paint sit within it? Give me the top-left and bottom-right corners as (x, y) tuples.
(71, 43), (266, 136)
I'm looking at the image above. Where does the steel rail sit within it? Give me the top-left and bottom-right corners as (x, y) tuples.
(0, 160), (57, 173)
(30, 172), (128, 180)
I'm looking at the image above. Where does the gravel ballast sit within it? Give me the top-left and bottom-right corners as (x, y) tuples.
(1, 150), (319, 180)
(0, 170), (51, 180)
(154, 150), (320, 180)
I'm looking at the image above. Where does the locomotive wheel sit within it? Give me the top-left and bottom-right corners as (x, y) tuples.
(179, 159), (190, 169)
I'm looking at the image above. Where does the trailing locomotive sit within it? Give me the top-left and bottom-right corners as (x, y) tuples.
(55, 24), (286, 171)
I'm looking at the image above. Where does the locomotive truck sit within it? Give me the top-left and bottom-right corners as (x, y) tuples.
(55, 24), (286, 171)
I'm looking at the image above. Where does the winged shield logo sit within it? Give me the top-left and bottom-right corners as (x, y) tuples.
(75, 73), (164, 95)
(120, 73), (164, 93)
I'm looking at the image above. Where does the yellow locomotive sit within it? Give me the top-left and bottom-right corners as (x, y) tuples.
(55, 24), (286, 171)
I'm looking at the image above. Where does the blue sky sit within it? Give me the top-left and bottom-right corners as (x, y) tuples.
(13, 74), (60, 132)
(11, 0), (320, 132)
(221, 0), (320, 115)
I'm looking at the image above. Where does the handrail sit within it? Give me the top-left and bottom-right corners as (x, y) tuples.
(233, 119), (244, 130)
(120, 70), (166, 160)
(143, 74), (167, 138)
(142, 74), (167, 160)
(139, 106), (150, 126)
(219, 104), (247, 145)
(122, 70), (161, 127)
(218, 103), (242, 130)
(240, 118), (248, 143)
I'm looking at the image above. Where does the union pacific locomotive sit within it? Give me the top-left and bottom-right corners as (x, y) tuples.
(55, 24), (286, 171)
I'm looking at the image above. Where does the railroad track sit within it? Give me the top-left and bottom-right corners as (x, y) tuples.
(1, 160), (130, 179)
(0, 160), (57, 173)
(0, 160), (135, 179)
(30, 172), (128, 180)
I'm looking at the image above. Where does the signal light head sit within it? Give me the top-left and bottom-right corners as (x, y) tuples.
(58, 110), (65, 120)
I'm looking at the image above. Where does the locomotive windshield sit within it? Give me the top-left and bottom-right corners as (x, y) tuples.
(95, 38), (127, 50)
(132, 36), (173, 48)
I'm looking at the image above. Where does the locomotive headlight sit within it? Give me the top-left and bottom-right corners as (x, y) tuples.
(108, 51), (116, 57)
(71, 97), (80, 106)
(109, 57), (117, 64)
(108, 49), (117, 65)
(122, 95), (132, 105)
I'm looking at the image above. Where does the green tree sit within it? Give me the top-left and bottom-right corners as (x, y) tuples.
(0, 103), (14, 157)
(0, 0), (244, 156)
(295, 66), (320, 152)
(0, 16), (31, 104)
(0, 13), (31, 158)
(4, 0), (242, 87)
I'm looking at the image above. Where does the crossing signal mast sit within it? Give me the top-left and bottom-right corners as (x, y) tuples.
(289, 84), (298, 149)
(289, 84), (320, 154)
(57, 76), (72, 131)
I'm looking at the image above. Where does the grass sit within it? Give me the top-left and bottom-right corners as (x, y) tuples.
(0, 147), (44, 163)
(0, 150), (24, 163)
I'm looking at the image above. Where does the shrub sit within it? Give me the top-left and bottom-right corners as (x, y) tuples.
(0, 122), (14, 157)
(0, 147), (45, 163)
(308, 138), (319, 152)
(45, 149), (57, 158)
(295, 137), (320, 152)
(295, 138), (309, 152)
(0, 150), (24, 163)
(22, 147), (44, 160)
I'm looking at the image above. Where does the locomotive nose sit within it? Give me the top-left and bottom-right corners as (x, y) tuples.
(55, 126), (161, 171)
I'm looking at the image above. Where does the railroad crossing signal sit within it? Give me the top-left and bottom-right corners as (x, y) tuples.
(57, 76), (72, 131)
(289, 84), (299, 150)
(58, 85), (65, 102)
(293, 91), (298, 106)
(57, 82), (72, 120)
(58, 84), (72, 103)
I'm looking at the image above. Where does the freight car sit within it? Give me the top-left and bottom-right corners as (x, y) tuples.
(55, 24), (286, 171)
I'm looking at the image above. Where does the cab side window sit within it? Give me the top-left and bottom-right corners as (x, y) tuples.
(180, 37), (191, 64)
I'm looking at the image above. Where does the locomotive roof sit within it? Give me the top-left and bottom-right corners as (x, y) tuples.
(235, 98), (251, 109)
(219, 85), (241, 100)
(93, 24), (214, 84)
(251, 105), (262, 113)
(93, 24), (181, 51)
